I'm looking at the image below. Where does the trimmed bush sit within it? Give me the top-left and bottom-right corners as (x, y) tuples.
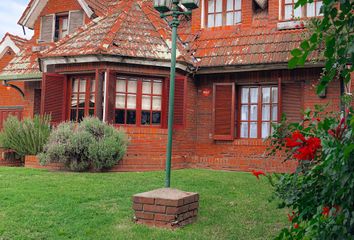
(39, 117), (128, 172)
(0, 115), (51, 157)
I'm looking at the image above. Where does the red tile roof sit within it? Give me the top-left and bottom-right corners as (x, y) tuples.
(0, 33), (28, 50)
(190, 27), (319, 68)
(41, 1), (191, 64)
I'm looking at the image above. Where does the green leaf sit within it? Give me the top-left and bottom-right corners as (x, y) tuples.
(288, 57), (299, 69)
(300, 41), (310, 51)
(291, 48), (303, 57)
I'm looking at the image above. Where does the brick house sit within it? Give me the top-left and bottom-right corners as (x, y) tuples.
(0, 0), (352, 172)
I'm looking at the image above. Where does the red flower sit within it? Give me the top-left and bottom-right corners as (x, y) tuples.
(252, 170), (266, 180)
(294, 223), (299, 229)
(285, 131), (305, 148)
(322, 206), (330, 217)
(328, 129), (335, 137)
(293, 137), (321, 161)
(287, 211), (296, 222)
(334, 205), (341, 213)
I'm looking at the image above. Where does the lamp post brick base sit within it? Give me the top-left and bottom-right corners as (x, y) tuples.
(132, 188), (199, 229)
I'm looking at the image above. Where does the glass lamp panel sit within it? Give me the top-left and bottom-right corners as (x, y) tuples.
(127, 95), (136, 109)
(250, 88), (258, 103)
(208, 0), (215, 13)
(250, 123), (258, 138)
(272, 87), (278, 103)
(115, 94), (125, 108)
(250, 105), (258, 121)
(262, 105), (270, 121)
(72, 79), (79, 92)
(79, 79), (86, 92)
(240, 122), (248, 138)
(152, 96), (162, 111)
(285, 5), (293, 19)
(241, 88), (249, 103)
(142, 96), (151, 110)
(215, 13), (222, 27)
(116, 80), (126, 92)
(235, 0), (241, 10)
(241, 105), (249, 120)
(153, 0), (173, 13)
(142, 81), (152, 94)
(181, 0), (200, 10)
(153, 81), (162, 94)
(262, 87), (270, 103)
(262, 122), (270, 138)
(127, 80), (137, 93)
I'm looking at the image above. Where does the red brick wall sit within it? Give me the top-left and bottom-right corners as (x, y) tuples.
(23, 81), (41, 118)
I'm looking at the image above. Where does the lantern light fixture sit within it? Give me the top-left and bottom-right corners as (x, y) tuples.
(153, 0), (200, 13)
(180, 0), (200, 10)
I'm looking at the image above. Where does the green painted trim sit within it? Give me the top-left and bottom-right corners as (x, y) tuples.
(0, 73), (42, 81)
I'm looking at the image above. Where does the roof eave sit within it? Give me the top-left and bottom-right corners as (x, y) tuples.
(0, 73), (42, 81)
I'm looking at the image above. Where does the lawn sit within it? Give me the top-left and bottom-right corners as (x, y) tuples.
(0, 168), (287, 240)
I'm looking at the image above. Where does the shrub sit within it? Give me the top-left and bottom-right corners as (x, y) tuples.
(0, 115), (51, 157)
(39, 117), (128, 172)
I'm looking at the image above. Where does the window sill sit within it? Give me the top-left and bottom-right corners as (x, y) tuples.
(277, 20), (305, 31)
(202, 24), (241, 32)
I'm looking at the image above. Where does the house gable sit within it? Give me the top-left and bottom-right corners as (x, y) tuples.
(0, 34), (27, 59)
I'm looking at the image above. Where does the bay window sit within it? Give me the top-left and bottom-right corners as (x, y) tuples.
(239, 86), (278, 139)
(283, 0), (323, 20)
(115, 76), (163, 127)
(206, 0), (242, 28)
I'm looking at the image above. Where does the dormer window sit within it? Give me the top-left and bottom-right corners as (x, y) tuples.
(205, 0), (242, 28)
(283, 0), (323, 20)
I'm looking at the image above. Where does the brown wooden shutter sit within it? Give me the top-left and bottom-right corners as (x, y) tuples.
(41, 73), (67, 124)
(68, 11), (84, 34)
(213, 83), (235, 140)
(40, 15), (55, 42)
(282, 83), (303, 122)
(164, 76), (186, 129)
(105, 70), (116, 124)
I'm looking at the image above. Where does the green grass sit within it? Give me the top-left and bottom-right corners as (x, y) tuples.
(0, 168), (287, 240)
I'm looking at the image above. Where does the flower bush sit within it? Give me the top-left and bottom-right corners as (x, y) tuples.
(261, 104), (354, 239)
(0, 115), (51, 157)
(39, 117), (128, 172)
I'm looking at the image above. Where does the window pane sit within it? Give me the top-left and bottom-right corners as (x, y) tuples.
(241, 88), (249, 103)
(127, 110), (136, 124)
(216, 1), (222, 12)
(272, 105), (278, 121)
(235, 11), (241, 23)
(307, 2), (315, 17)
(78, 94), (85, 107)
(142, 81), (152, 94)
(316, 1), (323, 16)
(115, 110), (125, 124)
(127, 95), (136, 109)
(153, 81), (162, 95)
(142, 95), (151, 110)
(152, 96), (162, 111)
(152, 112), (161, 124)
(285, 0), (292, 3)
(72, 80), (79, 92)
(240, 122), (248, 138)
(285, 5), (293, 19)
(250, 105), (258, 121)
(241, 105), (249, 120)
(226, 12), (233, 25)
(235, 0), (241, 10)
(294, 5), (302, 18)
(208, 14), (215, 27)
(141, 111), (151, 125)
(250, 88), (258, 103)
(262, 105), (270, 120)
(116, 80), (126, 92)
(250, 123), (257, 138)
(227, 0), (233, 10)
(78, 109), (85, 122)
(115, 94), (125, 108)
(127, 80), (137, 93)
(262, 87), (271, 103)
(262, 122), (270, 138)
(272, 87), (278, 103)
(71, 95), (77, 107)
(70, 109), (77, 121)
(90, 80), (96, 92)
(215, 13), (222, 27)
(89, 94), (95, 107)
(89, 109), (94, 116)
(208, 0), (215, 13)
(79, 80), (86, 92)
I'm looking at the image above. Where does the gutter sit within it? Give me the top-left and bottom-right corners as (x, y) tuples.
(0, 73), (42, 81)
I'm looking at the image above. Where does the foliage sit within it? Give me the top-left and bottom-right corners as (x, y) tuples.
(0, 115), (51, 157)
(288, 0), (353, 95)
(39, 117), (128, 172)
(266, 103), (354, 239)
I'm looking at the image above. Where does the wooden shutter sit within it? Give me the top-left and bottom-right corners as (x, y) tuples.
(282, 83), (303, 122)
(40, 15), (55, 42)
(68, 11), (84, 34)
(41, 73), (67, 124)
(164, 76), (186, 129)
(213, 83), (235, 140)
(105, 70), (116, 124)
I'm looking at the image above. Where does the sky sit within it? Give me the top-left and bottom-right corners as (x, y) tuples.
(0, 0), (34, 40)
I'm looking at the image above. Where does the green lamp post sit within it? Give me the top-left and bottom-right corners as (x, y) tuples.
(153, 0), (199, 188)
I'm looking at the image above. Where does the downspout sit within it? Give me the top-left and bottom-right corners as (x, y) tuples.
(102, 71), (107, 122)
(2, 80), (25, 98)
(340, 77), (345, 112)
